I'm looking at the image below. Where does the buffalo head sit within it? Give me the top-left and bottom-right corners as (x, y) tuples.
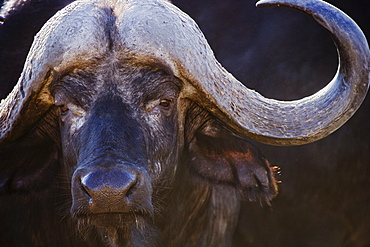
(0, 0), (368, 246)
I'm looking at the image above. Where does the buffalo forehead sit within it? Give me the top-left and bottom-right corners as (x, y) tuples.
(37, 0), (214, 83)
(27, 0), (212, 107)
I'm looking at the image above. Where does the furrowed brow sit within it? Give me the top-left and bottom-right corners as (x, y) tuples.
(50, 73), (93, 107)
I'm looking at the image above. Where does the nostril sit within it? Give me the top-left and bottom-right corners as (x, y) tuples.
(79, 177), (92, 198)
(125, 177), (138, 198)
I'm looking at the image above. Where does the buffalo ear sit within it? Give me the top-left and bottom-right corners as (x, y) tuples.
(0, 109), (61, 194)
(186, 108), (278, 204)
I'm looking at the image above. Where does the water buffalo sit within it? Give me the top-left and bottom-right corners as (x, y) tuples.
(0, 0), (368, 246)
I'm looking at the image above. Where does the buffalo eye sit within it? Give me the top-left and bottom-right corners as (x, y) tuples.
(159, 99), (172, 109)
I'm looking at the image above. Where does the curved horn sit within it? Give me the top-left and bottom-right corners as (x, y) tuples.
(236, 0), (369, 145)
(193, 0), (370, 146)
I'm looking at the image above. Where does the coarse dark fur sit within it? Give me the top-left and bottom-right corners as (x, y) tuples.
(0, 46), (277, 247)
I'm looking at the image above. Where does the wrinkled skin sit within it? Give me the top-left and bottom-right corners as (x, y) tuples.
(0, 53), (277, 246)
(53, 62), (180, 246)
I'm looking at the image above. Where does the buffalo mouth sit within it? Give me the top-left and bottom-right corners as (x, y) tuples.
(74, 211), (157, 247)
(75, 211), (153, 228)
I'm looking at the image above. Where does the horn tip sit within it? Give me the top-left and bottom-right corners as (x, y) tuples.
(256, 0), (280, 8)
